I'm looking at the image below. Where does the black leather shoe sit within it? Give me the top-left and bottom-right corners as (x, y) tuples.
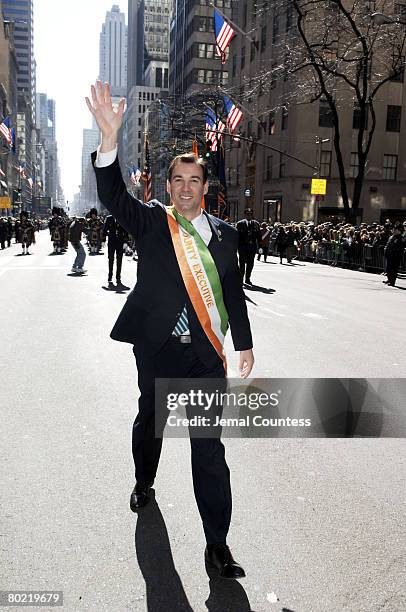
(130, 481), (153, 511)
(245, 279), (252, 285)
(205, 544), (246, 579)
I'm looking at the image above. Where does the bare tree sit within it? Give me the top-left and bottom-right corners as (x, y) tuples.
(228, 0), (406, 221)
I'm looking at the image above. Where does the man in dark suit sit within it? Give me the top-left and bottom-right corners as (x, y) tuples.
(236, 208), (261, 285)
(86, 80), (254, 580)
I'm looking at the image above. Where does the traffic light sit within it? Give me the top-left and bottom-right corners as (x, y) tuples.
(204, 140), (213, 159)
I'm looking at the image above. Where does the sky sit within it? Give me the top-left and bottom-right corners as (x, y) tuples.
(34, 0), (128, 203)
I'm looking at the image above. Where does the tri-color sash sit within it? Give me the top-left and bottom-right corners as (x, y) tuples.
(166, 205), (229, 369)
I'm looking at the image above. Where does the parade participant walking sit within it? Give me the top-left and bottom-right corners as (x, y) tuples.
(48, 207), (64, 254)
(86, 80), (254, 580)
(87, 208), (103, 254)
(236, 207), (261, 284)
(68, 216), (87, 274)
(383, 224), (404, 287)
(17, 211), (35, 255)
(102, 214), (129, 285)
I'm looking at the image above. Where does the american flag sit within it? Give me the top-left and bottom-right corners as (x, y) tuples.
(0, 117), (12, 145)
(214, 9), (235, 64)
(205, 108), (226, 152)
(142, 138), (152, 202)
(129, 165), (141, 186)
(15, 163), (26, 179)
(223, 95), (243, 133)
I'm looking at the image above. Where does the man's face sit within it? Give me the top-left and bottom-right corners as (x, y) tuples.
(167, 161), (208, 217)
(245, 211), (253, 220)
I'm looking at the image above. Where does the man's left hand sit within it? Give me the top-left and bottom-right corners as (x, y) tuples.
(239, 349), (254, 379)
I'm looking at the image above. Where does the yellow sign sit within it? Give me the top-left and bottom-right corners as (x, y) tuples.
(311, 179), (327, 195)
(0, 196), (11, 209)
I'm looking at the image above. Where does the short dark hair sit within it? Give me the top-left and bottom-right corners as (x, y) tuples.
(168, 153), (208, 183)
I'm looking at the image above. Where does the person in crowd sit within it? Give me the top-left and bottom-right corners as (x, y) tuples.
(6, 217), (13, 247)
(48, 207), (64, 254)
(17, 211), (35, 255)
(102, 214), (129, 285)
(257, 221), (271, 262)
(68, 216), (88, 274)
(236, 207), (261, 284)
(87, 208), (103, 254)
(275, 225), (288, 264)
(0, 217), (7, 249)
(383, 224), (404, 287)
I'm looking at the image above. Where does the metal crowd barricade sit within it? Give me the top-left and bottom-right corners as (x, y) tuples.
(264, 238), (406, 274)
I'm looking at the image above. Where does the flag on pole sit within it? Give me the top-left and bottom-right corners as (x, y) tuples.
(223, 95), (243, 133)
(142, 137), (152, 202)
(214, 9), (235, 64)
(15, 163), (26, 178)
(205, 108), (225, 152)
(216, 141), (228, 220)
(129, 165), (141, 186)
(0, 117), (12, 145)
(192, 139), (206, 210)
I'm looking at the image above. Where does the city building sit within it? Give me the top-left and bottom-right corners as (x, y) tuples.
(36, 93), (60, 208)
(2, 0), (37, 211)
(0, 8), (18, 213)
(80, 128), (100, 212)
(227, 1), (406, 224)
(127, 0), (171, 91)
(99, 5), (127, 98)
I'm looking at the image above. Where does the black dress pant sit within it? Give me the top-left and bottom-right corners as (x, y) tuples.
(238, 249), (255, 281)
(108, 240), (123, 280)
(386, 256), (401, 286)
(132, 337), (232, 545)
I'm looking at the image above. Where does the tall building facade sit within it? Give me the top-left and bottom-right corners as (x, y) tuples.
(227, 1), (406, 224)
(127, 0), (171, 91)
(36, 93), (60, 207)
(99, 5), (127, 97)
(3, 0), (37, 211)
(169, 0), (230, 100)
(126, 0), (170, 183)
(81, 128), (100, 212)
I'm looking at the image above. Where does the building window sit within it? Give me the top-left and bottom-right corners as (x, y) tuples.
(350, 152), (358, 178)
(281, 105), (288, 130)
(247, 121), (253, 137)
(232, 54), (237, 77)
(319, 98), (334, 127)
(383, 154), (398, 180)
(266, 155), (273, 180)
(386, 105), (401, 132)
(353, 105), (368, 130)
(268, 111), (276, 134)
(279, 153), (286, 178)
(242, 2), (247, 28)
(241, 46), (245, 69)
(320, 150), (331, 178)
(260, 25), (267, 52)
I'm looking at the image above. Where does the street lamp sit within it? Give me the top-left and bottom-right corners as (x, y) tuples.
(370, 12), (406, 26)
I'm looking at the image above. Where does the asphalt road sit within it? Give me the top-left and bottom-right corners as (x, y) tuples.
(0, 231), (405, 612)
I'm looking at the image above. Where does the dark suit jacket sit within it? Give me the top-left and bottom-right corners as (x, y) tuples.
(92, 152), (253, 369)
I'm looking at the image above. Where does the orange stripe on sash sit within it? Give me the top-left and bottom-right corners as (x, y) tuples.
(167, 213), (227, 371)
